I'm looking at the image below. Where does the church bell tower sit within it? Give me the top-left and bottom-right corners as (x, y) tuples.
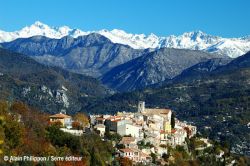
(138, 101), (145, 113)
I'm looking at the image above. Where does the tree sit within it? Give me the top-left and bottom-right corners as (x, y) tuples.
(151, 152), (157, 164)
(4, 113), (24, 149)
(117, 144), (125, 149)
(52, 121), (63, 128)
(162, 153), (169, 161)
(0, 102), (6, 156)
(10, 101), (28, 115)
(74, 113), (89, 128)
(0, 126), (5, 156)
(118, 157), (133, 166)
(46, 125), (78, 151)
(0, 101), (8, 115)
(72, 121), (81, 130)
(57, 146), (71, 156)
(171, 112), (176, 129)
(105, 131), (121, 143)
(90, 147), (105, 166)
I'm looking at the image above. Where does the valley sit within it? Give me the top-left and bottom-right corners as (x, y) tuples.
(0, 21), (249, 164)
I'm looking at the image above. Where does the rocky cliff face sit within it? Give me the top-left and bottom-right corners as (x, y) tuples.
(0, 48), (108, 114)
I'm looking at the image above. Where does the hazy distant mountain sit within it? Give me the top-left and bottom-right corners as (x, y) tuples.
(1, 34), (146, 77)
(101, 48), (227, 91)
(0, 21), (250, 58)
(0, 48), (108, 114)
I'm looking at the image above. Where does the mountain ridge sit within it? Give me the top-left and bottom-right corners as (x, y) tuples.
(101, 48), (227, 91)
(1, 34), (147, 77)
(0, 48), (109, 114)
(1, 34), (230, 92)
(0, 21), (250, 58)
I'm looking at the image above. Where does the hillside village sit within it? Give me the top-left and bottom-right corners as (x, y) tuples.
(49, 101), (199, 164)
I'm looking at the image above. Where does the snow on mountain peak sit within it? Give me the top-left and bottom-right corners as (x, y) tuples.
(0, 21), (250, 58)
(0, 21), (90, 42)
(33, 21), (49, 28)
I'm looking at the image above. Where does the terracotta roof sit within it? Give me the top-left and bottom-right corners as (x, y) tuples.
(112, 119), (121, 122)
(171, 129), (177, 133)
(143, 108), (171, 115)
(130, 147), (140, 152)
(140, 152), (150, 158)
(107, 115), (121, 119)
(160, 129), (172, 134)
(160, 130), (167, 134)
(120, 137), (136, 144)
(120, 148), (134, 153)
(49, 113), (71, 119)
(96, 117), (105, 120)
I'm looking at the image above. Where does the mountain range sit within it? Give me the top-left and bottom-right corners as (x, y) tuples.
(0, 21), (250, 58)
(1, 34), (228, 91)
(0, 48), (108, 114)
(1, 21), (249, 92)
(101, 48), (227, 91)
(1, 34), (147, 77)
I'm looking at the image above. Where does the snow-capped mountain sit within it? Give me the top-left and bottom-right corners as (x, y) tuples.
(98, 29), (162, 49)
(0, 21), (89, 42)
(161, 31), (250, 58)
(0, 21), (250, 58)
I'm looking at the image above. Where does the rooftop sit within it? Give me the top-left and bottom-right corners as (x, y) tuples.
(49, 113), (71, 119)
(120, 148), (134, 153)
(94, 124), (106, 128)
(120, 137), (136, 144)
(143, 108), (171, 116)
(96, 117), (105, 121)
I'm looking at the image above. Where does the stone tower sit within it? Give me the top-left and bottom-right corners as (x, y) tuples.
(138, 101), (145, 113)
(60, 109), (66, 114)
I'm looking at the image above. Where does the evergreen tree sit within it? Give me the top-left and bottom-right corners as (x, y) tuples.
(171, 112), (176, 129)
(90, 147), (105, 166)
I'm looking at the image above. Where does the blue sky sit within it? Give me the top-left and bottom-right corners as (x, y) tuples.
(0, 0), (249, 37)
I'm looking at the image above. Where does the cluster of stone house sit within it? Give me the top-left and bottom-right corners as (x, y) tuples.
(49, 101), (196, 163)
(118, 137), (152, 163)
(89, 101), (197, 163)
